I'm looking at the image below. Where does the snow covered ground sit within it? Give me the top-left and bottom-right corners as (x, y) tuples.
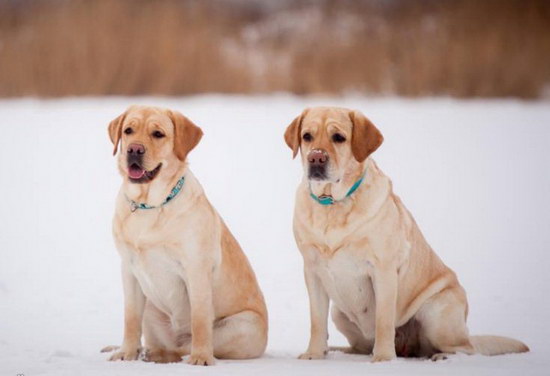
(0, 95), (549, 376)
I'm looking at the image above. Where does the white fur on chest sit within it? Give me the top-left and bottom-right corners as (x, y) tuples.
(116, 210), (191, 323)
(128, 246), (189, 320)
(120, 209), (175, 249)
(310, 248), (376, 327)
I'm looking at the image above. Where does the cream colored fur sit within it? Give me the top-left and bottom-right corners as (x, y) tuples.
(102, 105), (268, 365)
(285, 106), (528, 362)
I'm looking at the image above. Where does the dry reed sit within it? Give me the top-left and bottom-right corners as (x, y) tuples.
(0, 0), (548, 98)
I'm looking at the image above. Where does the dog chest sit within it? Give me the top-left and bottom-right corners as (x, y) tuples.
(129, 246), (190, 318)
(314, 250), (376, 324)
(117, 209), (173, 249)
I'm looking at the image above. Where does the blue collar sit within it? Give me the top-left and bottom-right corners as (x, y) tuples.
(309, 173), (365, 206)
(126, 175), (185, 212)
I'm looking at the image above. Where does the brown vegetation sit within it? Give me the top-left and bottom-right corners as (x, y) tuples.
(0, 0), (549, 98)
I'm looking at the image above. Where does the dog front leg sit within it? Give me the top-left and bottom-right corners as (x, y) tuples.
(186, 264), (215, 366)
(372, 266), (398, 362)
(110, 262), (146, 361)
(299, 265), (330, 360)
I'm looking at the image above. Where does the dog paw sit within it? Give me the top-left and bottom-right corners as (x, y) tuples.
(431, 353), (449, 362)
(328, 346), (364, 354)
(298, 351), (327, 360)
(108, 346), (141, 361)
(143, 349), (183, 363)
(187, 352), (215, 366)
(371, 349), (396, 363)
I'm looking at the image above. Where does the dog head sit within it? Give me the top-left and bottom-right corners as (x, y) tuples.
(108, 105), (203, 184)
(284, 107), (383, 182)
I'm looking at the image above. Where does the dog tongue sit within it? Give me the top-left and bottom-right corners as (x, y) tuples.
(129, 165), (145, 179)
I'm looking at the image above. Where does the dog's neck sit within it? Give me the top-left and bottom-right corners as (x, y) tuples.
(308, 160), (367, 201)
(122, 161), (188, 207)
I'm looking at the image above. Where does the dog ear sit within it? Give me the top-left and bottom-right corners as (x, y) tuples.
(168, 110), (203, 162)
(349, 110), (383, 162)
(108, 111), (127, 156)
(284, 108), (309, 159)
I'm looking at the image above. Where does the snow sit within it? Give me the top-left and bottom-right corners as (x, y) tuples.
(0, 95), (549, 376)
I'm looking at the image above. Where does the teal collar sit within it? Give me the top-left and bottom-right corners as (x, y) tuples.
(126, 175), (185, 212)
(309, 173), (365, 206)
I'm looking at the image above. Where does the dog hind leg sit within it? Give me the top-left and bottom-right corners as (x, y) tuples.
(415, 285), (475, 358)
(331, 306), (374, 355)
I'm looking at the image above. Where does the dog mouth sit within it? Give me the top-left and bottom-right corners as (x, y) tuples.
(308, 165), (329, 181)
(128, 163), (162, 183)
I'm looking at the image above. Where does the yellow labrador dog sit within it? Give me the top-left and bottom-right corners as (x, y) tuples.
(102, 105), (268, 365)
(284, 107), (528, 362)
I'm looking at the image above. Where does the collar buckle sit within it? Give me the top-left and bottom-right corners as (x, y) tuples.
(318, 195), (335, 205)
(309, 171), (366, 206)
(126, 175), (186, 213)
(130, 201), (138, 212)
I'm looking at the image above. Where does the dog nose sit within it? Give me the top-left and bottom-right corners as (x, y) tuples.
(308, 149), (328, 166)
(127, 143), (145, 155)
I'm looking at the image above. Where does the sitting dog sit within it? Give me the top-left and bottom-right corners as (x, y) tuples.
(284, 106), (528, 361)
(103, 105), (268, 365)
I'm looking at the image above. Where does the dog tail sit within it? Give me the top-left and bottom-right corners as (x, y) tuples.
(470, 335), (529, 356)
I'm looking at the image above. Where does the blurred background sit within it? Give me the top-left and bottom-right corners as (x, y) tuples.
(1, 0), (549, 99)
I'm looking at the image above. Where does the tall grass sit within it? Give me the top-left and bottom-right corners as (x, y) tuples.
(0, 0), (549, 98)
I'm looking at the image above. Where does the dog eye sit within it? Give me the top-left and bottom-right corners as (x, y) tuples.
(124, 128), (133, 135)
(332, 133), (346, 143)
(152, 130), (165, 139)
(303, 133), (313, 142)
